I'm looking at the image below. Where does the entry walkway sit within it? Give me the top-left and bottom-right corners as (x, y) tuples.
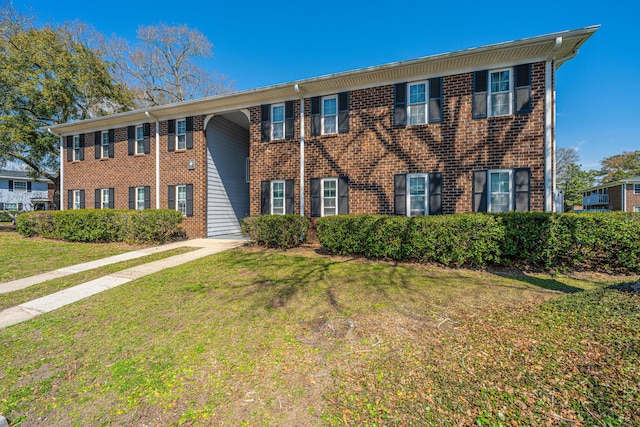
(0, 239), (246, 329)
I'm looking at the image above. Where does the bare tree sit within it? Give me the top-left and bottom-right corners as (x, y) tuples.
(556, 147), (580, 182)
(109, 24), (232, 107)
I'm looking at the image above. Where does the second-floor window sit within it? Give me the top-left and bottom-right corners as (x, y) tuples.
(489, 69), (512, 117)
(176, 119), (187, 150)
(101, 131), (109, 158)
(271, 104), (285, 140)
(322, 96), (337, 135)
(408, 82), (427, 125)
(13, 181), (27, 192)
(73, 135), (81, 161)
(634, 184), (640, 194)
(136, 125), (144, 154)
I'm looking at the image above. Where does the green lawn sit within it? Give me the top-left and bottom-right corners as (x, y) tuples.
(0, 231), (142, 283)
(0, 245), (638, 426)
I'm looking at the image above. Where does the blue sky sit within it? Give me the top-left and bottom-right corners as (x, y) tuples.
(15, 0), (639, 170)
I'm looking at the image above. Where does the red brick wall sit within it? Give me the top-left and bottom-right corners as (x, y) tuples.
(250, 62), (547, 216)
(63, 115), (207, 238)
(625, 184), (640, 211)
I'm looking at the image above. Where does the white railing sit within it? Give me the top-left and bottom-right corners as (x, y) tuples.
(582, 194), (609, 206)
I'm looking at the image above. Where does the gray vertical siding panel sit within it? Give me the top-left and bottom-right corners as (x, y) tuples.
(206, 116), (250, 237)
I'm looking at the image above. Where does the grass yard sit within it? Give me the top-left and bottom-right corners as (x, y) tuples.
(0, 245), (639, 426)
(0, 231), (143, 283)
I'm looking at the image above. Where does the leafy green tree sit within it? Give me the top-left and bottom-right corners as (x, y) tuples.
(599, 150), (640, 183)
(0, 3), (133, 208)
(559, 163), (599, 207)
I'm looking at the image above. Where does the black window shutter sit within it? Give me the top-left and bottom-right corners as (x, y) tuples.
(310, 178), (321, 217)
(94, 131), (101, 159)
(168, 185), (175, 210)
(186, 184), (194, 217)
(168, 120), (175, 151)
(310, 97), (321, 136)
(144, 123), (151, 154)
(144, 186), (151, 209)
(95, 188), (100, 208)
(260, 181), (270, 215)
(67, 190), (72, 210)
(514, 64), (532, 114)
(18, 203), (23, 211)
(428, 172), (443, 215)
(338, 176), (349, 215)
(285, 101), (295, 139)
(79, 190), (85, 209)
(127, 125), (135, 155)
(108, 129), (115, 158)
(79, 134), (85, 160)
(128, 187), (135, 210)
(260, 104), (271, 142)
(428, 78), (442, 123)
(66, 136), (73, 162)
(109, 188), (114, 209)
(185, 117), (194, 149)
(285, 179), (295, 214)
(27, 181), (31, 192)
(473, 170), (488, 212)
(394, 83), (407, 126)
(514, 168), (531, 211)
(0, 203), (3, 210)
(394, 174), (407, 216)
(473, 70), (488, 119)
(338, 92), (349, 133)
(8, 180), (13, 192)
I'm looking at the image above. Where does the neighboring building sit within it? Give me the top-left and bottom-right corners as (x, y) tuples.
(582, 176), (640, 212)
(47, 27), (598, 238)
(0, 170), (52, 211)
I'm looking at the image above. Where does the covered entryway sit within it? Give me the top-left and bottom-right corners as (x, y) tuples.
(205, 111), (250, 238)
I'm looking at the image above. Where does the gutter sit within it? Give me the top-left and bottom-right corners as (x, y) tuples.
(544, 37), (563, 212)
(47, 128), (63, 210)
(145, 111), (161, 209)
(294, 84), (305, 217)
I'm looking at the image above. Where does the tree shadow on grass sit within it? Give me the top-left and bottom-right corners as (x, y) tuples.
(493, 271), (584, 294)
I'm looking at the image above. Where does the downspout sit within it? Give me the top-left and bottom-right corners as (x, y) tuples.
(294, 84), (305, 217)
(145, 111), (161, 209)
(48, 128), (63, 210)
(545, 37), (562, 212)
(622, 183), (626, 211)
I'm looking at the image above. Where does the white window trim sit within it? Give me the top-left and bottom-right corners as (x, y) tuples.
(13, 181), (27, 192)
(488, 68), (513, 117)
(101, 188), (109, 209)
(320, 178), (338, 217)
(136, 187), (146, 211)
(135, 125), (145, 155)
(4, 203), (18, 211)
(73, 135), (80, 161)
(634, 206), (640, 212)
(634, 184), (640, 194)
(176, 119), (187, 150)
(101, 131), (109, 158)
(406, 173), (429, 217)
(271, 103), (285, 140)
(321, 95), (338, 135)
(270, 180), (286, 215)
(487, 169), (513, 213)
(176, 185), (187, 216)
(73, 190), (81, 210)
(407, 81), (428, 126)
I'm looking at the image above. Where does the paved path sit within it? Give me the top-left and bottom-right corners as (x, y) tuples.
(0, 239), (245, 329)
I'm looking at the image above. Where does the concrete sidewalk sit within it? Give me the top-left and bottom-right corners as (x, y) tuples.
(0, 238), (245, 329)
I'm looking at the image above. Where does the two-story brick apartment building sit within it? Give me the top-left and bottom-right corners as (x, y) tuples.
(47, 27), (598, 238)
(582, 176), (640, 212)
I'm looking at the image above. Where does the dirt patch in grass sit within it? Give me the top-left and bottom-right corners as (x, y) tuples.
(0, 248), (638, 426)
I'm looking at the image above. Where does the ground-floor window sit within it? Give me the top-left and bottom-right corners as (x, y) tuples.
(4, 203), (17, 211)
(136, 187), (145, 210)
(177, 185), (187, 216)
(74, 190), (82, 210)
(634, 206), (640, 212)
(271, 180), (285, 215)
(473, 168), (530, 213)
(407, 174), (428, 216)
(488, 170), (512, 213)
(321, 178), (338, 217)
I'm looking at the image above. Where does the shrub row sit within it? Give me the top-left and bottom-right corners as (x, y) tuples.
(16, 209), (185, 244)
(241, 215), (309, 249)
(316, 212), (640, 272)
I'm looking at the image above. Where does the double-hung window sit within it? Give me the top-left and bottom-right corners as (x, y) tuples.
(634, 184), (640, 194)
(135, 125), (145, 154)
(73, 190), (82, 210)
(101, 188), (110, 209)
(488, 170), (513, 212)
(271, 104), (285, 140)
(176, 119), (187, 150)
(489, 69), (512, 117)
(13, 181), (27, 192)
(270, 180), (285, 215)
(73, 135), (81, 161)
(176, 185), (187, 216)
(136, 187), (146, 211)
(321, 178), (338, 216)
(407, 174), (429, 216)
(101, 131), (109, 158)
(322, 96), (337, 135)
(5, 203), (17, 210)
(408, 82), (427, 125)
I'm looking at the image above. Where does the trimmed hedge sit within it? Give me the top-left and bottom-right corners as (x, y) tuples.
(317, 212), (640, 272)
(241, 215), (309, 248)
(16, 209), (185, 244)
